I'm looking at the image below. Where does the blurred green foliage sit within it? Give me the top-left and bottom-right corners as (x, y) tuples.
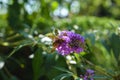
(0, 0), (120, 80)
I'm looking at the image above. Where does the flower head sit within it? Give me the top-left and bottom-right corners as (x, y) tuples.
(80, 69), (95, 80)
(53, 31), (85, 55)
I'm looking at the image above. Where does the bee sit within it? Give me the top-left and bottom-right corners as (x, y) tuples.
(46, 29), (67, 52)
(53, 38), (64, 47)
(51, 37), (65, 52)
(52, 31), (67, 48)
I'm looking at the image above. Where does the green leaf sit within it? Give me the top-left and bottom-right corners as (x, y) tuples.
(93, 75), (111, 79)
(7, 45), (23, 59)
(76, 78), (83, 80)
(7, 39), (33, 59)
(52, 73), (73, 80)
(84, 33), (95, 45)
(110, 33), (120, 61)
(54, 66), (73, 74)
(32, 48), (43, 80)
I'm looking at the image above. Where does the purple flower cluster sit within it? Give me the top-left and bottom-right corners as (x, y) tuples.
(80, 69), (95, 80)
(54, 31), (84, 55)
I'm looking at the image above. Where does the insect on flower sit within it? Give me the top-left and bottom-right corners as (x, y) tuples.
(53, 38), (65, 48)
(48, 34), (65, 52)
(50, 30), (85, 55)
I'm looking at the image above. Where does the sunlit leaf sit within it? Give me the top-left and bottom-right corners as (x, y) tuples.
(7, 39), (33, 58)
(0, 57), (5, 69)
(51, 1), (59, 10)
(53, 73), (73, 80)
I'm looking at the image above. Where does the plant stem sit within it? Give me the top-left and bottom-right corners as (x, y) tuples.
(3, 66), (12, 78)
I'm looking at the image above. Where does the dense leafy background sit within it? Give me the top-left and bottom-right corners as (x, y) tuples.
(0, 0), (120, 80)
